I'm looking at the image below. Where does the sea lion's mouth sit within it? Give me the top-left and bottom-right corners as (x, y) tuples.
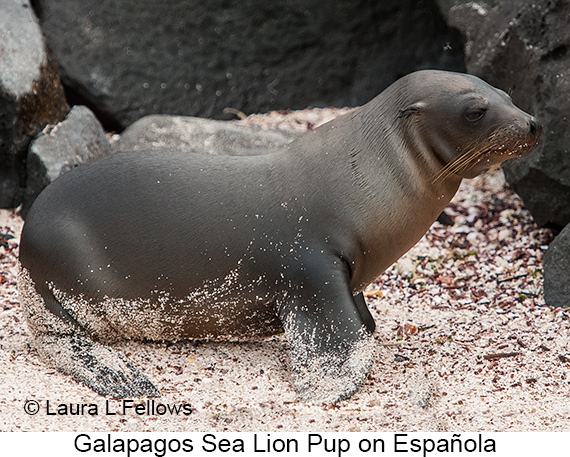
(432, 123), (542, 183)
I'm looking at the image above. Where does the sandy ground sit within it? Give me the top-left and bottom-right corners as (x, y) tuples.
(1, 111), (569, 432)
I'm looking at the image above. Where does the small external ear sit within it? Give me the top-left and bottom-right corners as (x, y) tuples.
(398, 101), (426, 119)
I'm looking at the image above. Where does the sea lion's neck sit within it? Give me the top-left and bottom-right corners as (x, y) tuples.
(283, 99), (463, 290)
(356, 105), (463, 285)
(283, 99), (463, 213)
(359, 97), (461, 195)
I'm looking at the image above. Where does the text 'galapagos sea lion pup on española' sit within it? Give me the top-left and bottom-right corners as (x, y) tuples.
(18, 70), (541, 403)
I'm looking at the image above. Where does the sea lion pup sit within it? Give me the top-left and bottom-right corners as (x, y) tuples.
(18, 70), (541, 402)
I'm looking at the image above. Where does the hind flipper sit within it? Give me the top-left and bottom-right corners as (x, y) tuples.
(18, 268), (159, 398)
(34, 332), (160, 398)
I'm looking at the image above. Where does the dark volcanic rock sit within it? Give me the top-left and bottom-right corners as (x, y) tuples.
(437, 0), (570, 230)
(544, 223), (570, 308)
(34, 0), (465, 130)
(23, 106), (112, 216)
(0, 0), (68, 208)
(116, 115), (300, 155)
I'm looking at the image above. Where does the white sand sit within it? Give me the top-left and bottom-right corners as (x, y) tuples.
(1, 110), (568, 432)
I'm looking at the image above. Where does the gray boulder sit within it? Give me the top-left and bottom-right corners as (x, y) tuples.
(0, 0), (68, 207)
(116, 115), (300, 155)
(24, 110), (301, 216)
(34, 0), (465, 130)
(437, 0), (570, 230)
(544, 224), (570, 308)
(23, 106), (112, 216)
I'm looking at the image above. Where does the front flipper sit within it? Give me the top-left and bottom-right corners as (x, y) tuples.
(278, 258), (376, 403)
(35, 332), (160, 398)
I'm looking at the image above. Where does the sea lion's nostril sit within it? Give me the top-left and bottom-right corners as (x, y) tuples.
(529, 117), (540, 136)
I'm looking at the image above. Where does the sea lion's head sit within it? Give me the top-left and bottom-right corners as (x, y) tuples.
(394, 70), (542, 182)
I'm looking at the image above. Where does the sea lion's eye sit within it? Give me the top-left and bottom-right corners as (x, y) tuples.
(465, 109), (486, 122)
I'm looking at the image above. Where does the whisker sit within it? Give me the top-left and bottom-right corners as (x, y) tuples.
(432, 147), (485, 183)
(430, 125), (539, 184)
